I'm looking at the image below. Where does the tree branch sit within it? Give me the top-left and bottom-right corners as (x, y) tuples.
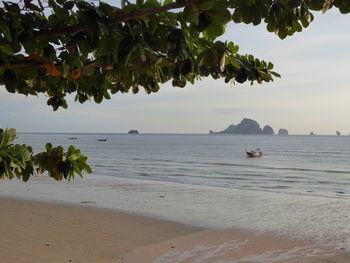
(9, 58), (114, 70)
(9, 59), (47, 68)
(25, 0), (203, 42)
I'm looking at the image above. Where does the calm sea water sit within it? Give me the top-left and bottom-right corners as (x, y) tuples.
(16, 133), (350, 199)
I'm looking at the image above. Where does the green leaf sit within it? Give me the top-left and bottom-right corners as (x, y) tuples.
(322, 0), (334, 13)
(246, 0), (255, 7)
(63, 1), (75, 9)
(0, 19), (12, 41)
(203, 18), (225, 40)
(146, 0), (160, 7)
(193, 0), (214, 11)
(4, 2), (21, 13)
(53, 7), (70, 23)
(228, 56), (240, 69)
(46, 143), (52, 152)
(229, 44), (239, 54)
(195, 12), (210, 31)
(0, 129), (9, 148)
(7, 128), (16, 145)
(232, 8), (242, 23)
(270, 71), (281, 78)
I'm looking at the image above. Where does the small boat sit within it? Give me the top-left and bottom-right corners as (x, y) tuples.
(97, 139), (108, 141)
(68, 137), (77, 140)
(245, 148), (262, 157)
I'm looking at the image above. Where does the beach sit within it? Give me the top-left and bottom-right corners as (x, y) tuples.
(1, 197), (349, 263)
(0, 197), (198, 263)
(1, 175), (349, 262)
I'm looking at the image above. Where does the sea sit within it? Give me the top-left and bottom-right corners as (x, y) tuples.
(16, 133), (350, 200)
(1, 133), (349, 250)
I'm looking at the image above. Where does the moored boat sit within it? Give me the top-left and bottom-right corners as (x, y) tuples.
(245, 148), (262, 157)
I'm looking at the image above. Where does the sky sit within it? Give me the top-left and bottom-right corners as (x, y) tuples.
(1, 9), (350, 135)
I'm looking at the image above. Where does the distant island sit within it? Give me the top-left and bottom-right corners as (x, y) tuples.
(262, 125), (274, 135)
(128, 129), (139, 134)
(209, 118), (288, 135)
(278, 129), (289, 136)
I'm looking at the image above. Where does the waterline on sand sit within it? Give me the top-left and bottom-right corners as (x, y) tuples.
(0, 174), (349, 252)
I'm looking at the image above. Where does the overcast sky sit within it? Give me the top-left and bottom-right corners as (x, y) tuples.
(1, 9), (350, 135)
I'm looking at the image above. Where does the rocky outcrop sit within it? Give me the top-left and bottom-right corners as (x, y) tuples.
(211, 118), (266, 134)
(221, 118), (262, 134)
(128, 129), (139, 134)
(210, 119), (286, 135)
(262, 125), (274, 135)
(278, 129), (289, 135)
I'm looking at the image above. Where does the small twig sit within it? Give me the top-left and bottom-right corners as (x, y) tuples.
(37, 0), (44, 11)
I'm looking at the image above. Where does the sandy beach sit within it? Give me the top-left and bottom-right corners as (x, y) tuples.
(0, 197), (199, 263)
(1, 195), (349, 263)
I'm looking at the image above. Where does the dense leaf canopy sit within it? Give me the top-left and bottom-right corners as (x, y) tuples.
(0, 0), (348, 180)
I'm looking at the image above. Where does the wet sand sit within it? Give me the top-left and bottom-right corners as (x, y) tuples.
(123, 229), (345, 263)
(1, 197), (348, 263)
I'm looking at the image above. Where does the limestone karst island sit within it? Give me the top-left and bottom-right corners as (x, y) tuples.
(209, 118), (288, 135)
(128, 129), (139, 134)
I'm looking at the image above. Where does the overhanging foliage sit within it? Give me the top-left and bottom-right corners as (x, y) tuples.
(0, 128), (91, 181)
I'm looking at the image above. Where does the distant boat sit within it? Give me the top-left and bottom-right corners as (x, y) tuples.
(97, 139), (108, 141)
(68, 137), (77, 140)
(245, 148), (262, 157)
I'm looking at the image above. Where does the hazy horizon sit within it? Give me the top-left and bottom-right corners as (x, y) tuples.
(15, 130), (349, 136)
(2, 9), (350, 135)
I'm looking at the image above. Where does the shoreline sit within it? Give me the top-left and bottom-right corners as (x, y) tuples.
(1, 196), (349, 263)
(1, 175), (350, 249)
